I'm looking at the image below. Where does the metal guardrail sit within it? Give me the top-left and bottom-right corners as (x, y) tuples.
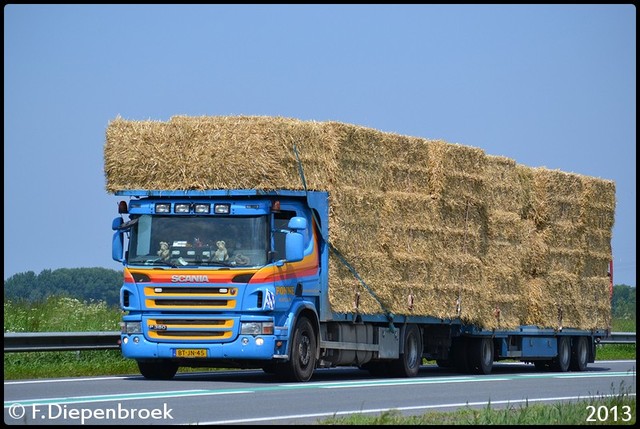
(3, 331), (120, 352)
(597, 331), (637, 345)
(2, 331), (635, 353)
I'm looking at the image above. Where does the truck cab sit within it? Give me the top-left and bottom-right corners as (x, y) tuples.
(112, 190), (327, 381)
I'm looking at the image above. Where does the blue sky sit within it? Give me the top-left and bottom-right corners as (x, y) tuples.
(4, 4), (636, 287)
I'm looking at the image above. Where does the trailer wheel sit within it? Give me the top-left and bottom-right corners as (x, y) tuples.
(468, 338), (494, 375)
(551, 336), (571, 372)
(569, 336), (589, 371)
(277, 316), (316, 382)
(137, 360), (178, 380)
(390, 324), (422, 377)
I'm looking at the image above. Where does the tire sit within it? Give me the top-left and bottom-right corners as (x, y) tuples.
(277, 317), (317, 382)
(551, 336), (571, 372)
(389, 324), (423, 378)
(569, 336), (589, 371)
(468, 338), (494, 375)
(137, 360), (178, 380)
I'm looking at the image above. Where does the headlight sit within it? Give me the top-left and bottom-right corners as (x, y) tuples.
(241, 321), (274, 335)
(120, 321), (142, 334)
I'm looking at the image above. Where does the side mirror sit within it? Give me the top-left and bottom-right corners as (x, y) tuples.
(112, 217), (124, 262)
(288, 217), (307, 231)
(112, 231), (124, 262)
(285, 231), (304, 262)
(284, 216), (307, 262)
(112, 217), (124, 230)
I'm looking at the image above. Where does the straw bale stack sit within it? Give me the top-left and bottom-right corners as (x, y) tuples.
(481, 156), (528, 328)
(104, 115), (615, 330)
(104, 115), (338, 192)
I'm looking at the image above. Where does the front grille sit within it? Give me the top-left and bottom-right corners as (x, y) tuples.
(153, 299), (230, 306)
(153, 331), (230, 338)
(144, 286), (237, 310)
(146, 317), (235, 341)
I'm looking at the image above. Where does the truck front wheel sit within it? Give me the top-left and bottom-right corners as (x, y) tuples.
(277, 316), (317, 382)
(137, 360), (178, 380)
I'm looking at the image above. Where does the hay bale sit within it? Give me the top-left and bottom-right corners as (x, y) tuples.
(427, 140), (486, 203)
(484, 156), (523, 212)
(531, 168), (585, 224)
(580, 276), (613, 329)
(481, 212), (528, 329)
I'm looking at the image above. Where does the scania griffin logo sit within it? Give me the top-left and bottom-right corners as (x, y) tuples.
(171, 275), (209, 282)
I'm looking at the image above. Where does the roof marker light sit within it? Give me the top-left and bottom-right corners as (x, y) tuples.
(195, 204), (211, 214)
(175, 203), (190, 213)
(214, 204), (230, 214)
(155, 203), (170, 213)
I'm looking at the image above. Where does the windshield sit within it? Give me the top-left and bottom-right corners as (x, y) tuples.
(127, 215), (269, 267)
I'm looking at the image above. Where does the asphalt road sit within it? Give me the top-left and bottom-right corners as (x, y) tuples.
(4, 360), (636, 425)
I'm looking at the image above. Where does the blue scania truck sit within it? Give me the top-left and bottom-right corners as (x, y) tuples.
(112, 188), (610, 382)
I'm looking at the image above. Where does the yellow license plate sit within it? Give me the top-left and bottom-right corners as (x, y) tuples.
(175, 349), (208, 358)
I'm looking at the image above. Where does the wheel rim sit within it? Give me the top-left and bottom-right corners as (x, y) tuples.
(298, 334), (311, 367)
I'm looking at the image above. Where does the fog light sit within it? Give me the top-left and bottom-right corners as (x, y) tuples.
(133, 337), (140, 343)
(241, 337), (249, 345)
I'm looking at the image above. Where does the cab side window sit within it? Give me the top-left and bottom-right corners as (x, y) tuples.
(273, 210), (296, 260)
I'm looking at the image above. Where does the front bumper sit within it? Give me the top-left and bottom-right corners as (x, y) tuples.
(120, 333), (282, 360)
